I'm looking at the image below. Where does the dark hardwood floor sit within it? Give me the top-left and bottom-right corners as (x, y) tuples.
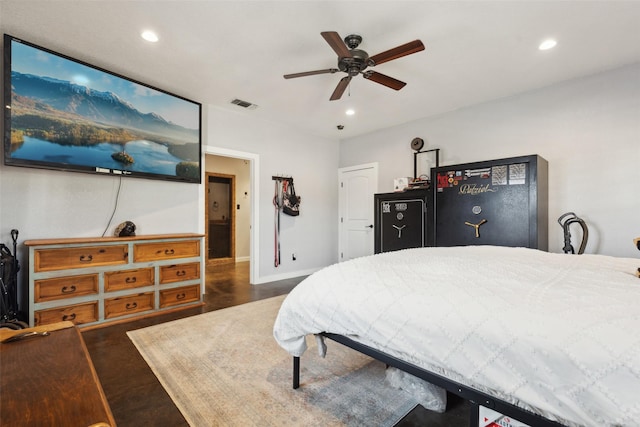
(82, 262), (469, 426)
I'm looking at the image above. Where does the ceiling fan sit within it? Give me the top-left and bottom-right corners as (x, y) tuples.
(284, 31), (425, 101)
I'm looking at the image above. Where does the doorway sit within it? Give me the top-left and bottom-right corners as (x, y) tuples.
(206, 173), (235, 265)
(338, 163), (379, 262)
(203, 147), (257, 284)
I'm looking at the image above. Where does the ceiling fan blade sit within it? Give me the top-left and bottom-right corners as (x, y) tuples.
(321, 31), (352, 58)
(368, 40), (425, 66)
(330, 76), (352, 101)
(363, 71), (406, 91)
(284, 69), (339, 79)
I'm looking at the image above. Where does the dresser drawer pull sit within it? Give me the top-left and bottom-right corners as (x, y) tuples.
(61, 285), (77, 294)
(125, 276), (137, 284)
(126, 302), (138, 310)
(176, 293), (186, 300)
(164, 249), (175, 255)
(175, 270), (186, 277)
(62, 313), (76, 321)
(79, 254), (93, 262)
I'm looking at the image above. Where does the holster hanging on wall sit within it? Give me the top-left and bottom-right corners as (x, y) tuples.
(282, 179), (300, 217)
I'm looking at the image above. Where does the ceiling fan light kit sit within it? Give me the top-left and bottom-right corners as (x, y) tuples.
(284, 31), (425, 101)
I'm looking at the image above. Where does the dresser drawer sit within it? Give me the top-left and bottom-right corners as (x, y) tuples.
(34, 245), (128, 272)
(159, 262), (200, 284)
(133, 240), (200, 262)
(159, 285), (200, 308)
(104, 292), (154, 319)
(34, 274), (99, 302)
(34, 301), (98, 326)
(104, 268), (154, 292)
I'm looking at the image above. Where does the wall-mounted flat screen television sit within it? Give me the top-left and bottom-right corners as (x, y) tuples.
(3, 34), (202, 184)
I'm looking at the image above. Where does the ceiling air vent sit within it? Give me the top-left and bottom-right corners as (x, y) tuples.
(231, 98), (258, 110)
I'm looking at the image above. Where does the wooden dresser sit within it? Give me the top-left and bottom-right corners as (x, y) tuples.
(0, 322), (116, 426)
(25, 233), (204, 328)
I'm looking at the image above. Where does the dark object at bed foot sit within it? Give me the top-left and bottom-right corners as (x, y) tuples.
(396, 394), (469, 427)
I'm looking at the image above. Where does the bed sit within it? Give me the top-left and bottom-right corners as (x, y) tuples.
(273, 245), (640, 427)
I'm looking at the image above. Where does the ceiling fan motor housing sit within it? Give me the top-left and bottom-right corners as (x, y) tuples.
(338, 49), (369, 76)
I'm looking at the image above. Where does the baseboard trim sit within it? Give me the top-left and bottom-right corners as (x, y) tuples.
(252, 267), (320, 285)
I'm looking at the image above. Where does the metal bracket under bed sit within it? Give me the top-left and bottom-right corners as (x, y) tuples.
(292, 332), (566, 427)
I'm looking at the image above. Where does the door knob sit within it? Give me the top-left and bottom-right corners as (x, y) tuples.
(366, 224), (373, 228)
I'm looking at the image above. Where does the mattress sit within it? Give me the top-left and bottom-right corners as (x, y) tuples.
(273, 246), (640, 427)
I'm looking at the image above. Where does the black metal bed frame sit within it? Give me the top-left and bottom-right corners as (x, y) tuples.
(292, 332), (566, 427)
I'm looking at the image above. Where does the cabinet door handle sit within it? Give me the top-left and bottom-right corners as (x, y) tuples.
(61, 285), (77, 294)
(126, 302), (138, 310)
(164, 249), (175, 255)
(125, 276), (137, 284)
(176, 270), (186, 277)
(79, 254), (93, 262)
(62, 313), (76, 321)
(176, 293), (186, 300)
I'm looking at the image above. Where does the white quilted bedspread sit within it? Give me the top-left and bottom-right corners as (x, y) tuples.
(273, 246), (640, 427)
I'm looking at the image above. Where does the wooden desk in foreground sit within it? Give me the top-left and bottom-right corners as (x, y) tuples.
(0, 321), (115, 426)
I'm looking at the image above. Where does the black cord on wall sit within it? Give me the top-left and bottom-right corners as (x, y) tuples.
(102, 176), (123, 237)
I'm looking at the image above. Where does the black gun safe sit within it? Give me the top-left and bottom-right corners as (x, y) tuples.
(430, 155), (548, 249)
(374, 189), (430, 254)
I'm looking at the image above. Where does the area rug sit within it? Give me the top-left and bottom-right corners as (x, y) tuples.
(127, 295), (420, 426)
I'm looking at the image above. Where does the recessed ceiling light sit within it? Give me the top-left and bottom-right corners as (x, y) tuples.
(539, 39), (557, 51)
(141, 30), (159, 43)
(345, 109), (355, 116)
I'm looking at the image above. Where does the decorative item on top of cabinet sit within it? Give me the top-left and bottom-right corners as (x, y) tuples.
(374, 189), (430, 254)
(25, 233), (204, 328)
(430, 154), (548, 249)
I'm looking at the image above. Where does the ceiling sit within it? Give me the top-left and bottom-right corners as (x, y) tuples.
(2, 1), (640, 140)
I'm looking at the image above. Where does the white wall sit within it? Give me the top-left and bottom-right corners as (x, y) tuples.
(340, 64), (640, 258)
(0, 165), (202, 240)
(206, 106), (340, 282)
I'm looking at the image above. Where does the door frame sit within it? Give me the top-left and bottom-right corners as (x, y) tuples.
(205, 172), (236, 265)
(338, 162), (379, 262)
(203, 146), (259, 284)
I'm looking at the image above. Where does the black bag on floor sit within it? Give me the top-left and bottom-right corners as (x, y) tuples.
(1, 229), (22, 324)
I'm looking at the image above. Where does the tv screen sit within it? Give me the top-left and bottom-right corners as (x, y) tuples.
(3, 34), (202, 183)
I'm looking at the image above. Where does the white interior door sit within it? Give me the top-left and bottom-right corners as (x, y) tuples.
(338, 163), (378, 261)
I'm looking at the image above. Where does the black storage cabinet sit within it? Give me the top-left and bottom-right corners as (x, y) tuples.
(374, 189), (430, 254)
(430, 155), (548, 250)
